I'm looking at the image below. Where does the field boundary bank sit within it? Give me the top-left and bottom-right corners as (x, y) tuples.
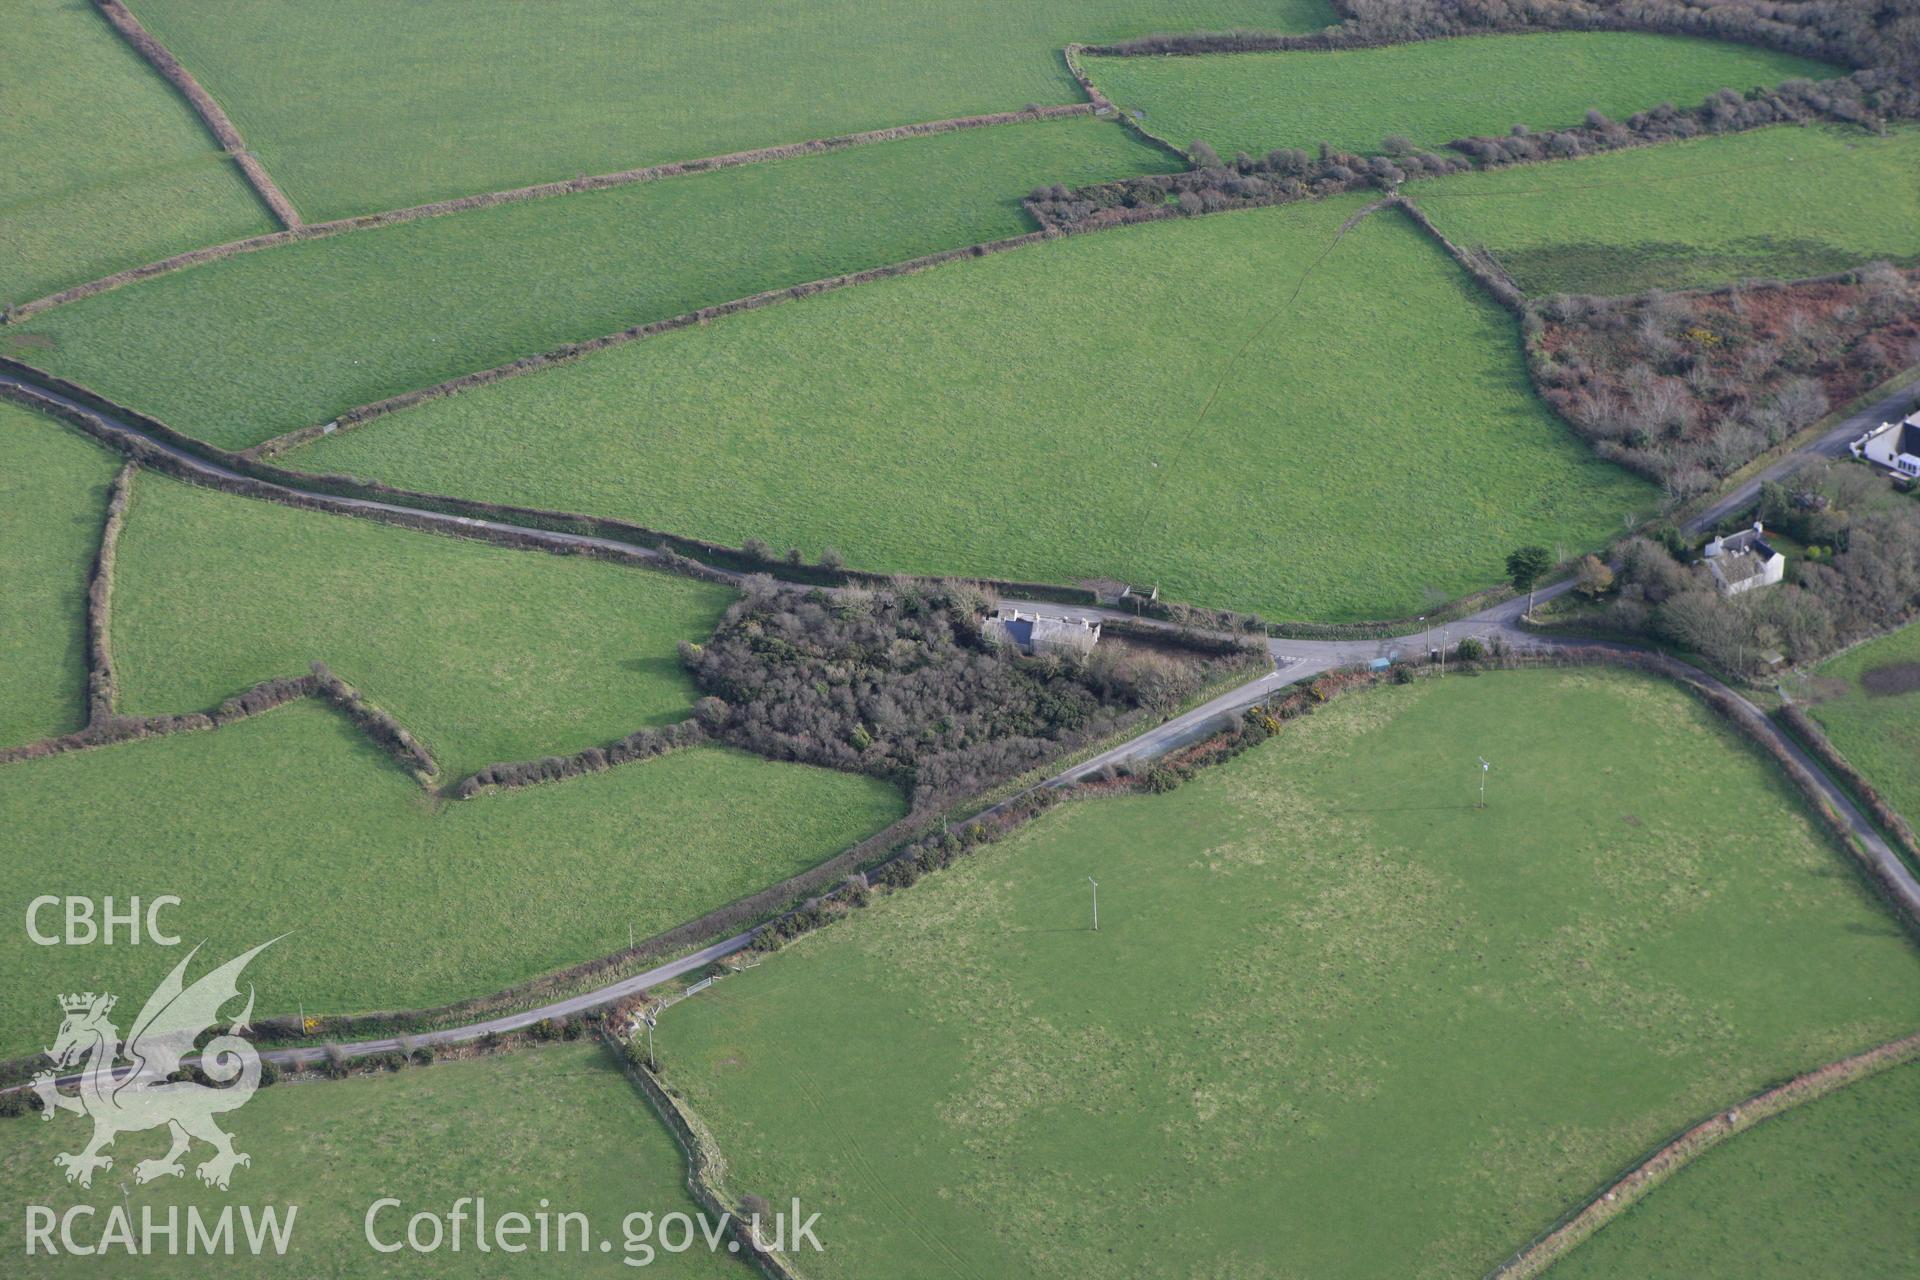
(0, 358), (1104, 607)
(31, 464), (442, 773)
(24, 4), (1895, 324)
(246, 225), (1076, 454)
(603, 1030), (803, 1280)
(1487, 1027), (1920, 1278)
(90, 0), (302, 228)
(1777, 704), (1920, 872)
(1079, 2), (1870, 67)
(6, 104), (1092, 322)
(83, 463), (135, 725)
(1062, 42), (1190, 163)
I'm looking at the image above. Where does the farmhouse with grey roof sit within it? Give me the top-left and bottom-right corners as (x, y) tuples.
(984, 609), (1101, 657)
(1702, 522), (1785, 596)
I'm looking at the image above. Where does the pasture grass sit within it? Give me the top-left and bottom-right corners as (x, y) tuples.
(112, 472), (733, 782)
(1085, 32), (1831, 160)
(0, 0), (273, 304)
(658, 668), (1920, 1279)
(1551, 1060), (1920, 1279)
(0, 1041), (737, 1277)
(0, 700), (904, 1058)
(8, 117), (1179, 447)
(297, 195), (1654, 623)
(126, 0), (1331, 218)
(1806, 618), (1920, 835)
(0, 407), (121, 746)
(1412, 124), (1920, 295)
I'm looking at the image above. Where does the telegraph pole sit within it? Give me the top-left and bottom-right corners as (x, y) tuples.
(1088, 877), (1099, 932)
(1477, 757), (1491, 808)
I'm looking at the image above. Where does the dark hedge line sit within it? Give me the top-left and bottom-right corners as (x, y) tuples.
(1033, 71), (1911, 234)
(1778, 703), (1920, 868)
(454, 719), (703, 798)
(1089, 0), (1915, 72)
(90, 0), (302, 228)
(1445, 72), (1917, 167)
(0, 673), (315, 766)
(308, 661), (437, 780)
(1026, 146), (1443, 228)
(8, 105), (1092, 319)
(84, 464), (136, 725)
(1394, 195), (1527, 313)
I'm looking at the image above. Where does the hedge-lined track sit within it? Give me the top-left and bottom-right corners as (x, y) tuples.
(0, 1), (274, 304)
(6, 115), (1173, 448)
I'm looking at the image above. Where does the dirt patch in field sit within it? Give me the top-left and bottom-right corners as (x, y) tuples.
(1860, 662), (1920, 697)
(1797, 675), (1855, 705)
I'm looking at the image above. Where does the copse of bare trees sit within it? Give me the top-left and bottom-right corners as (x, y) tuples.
(679, 581), (1220, 810)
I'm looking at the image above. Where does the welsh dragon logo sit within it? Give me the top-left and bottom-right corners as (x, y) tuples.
(30, 940), (277, 1191)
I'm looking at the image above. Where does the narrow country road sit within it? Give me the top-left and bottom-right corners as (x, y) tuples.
(1684, 379), (1920, 536)
(3, 366), (1916, 1085)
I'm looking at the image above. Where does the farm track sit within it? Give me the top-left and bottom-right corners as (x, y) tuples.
(3, 363), (1916, 1085)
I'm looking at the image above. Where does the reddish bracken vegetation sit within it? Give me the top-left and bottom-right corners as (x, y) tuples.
(1531, 265), (1920, 493)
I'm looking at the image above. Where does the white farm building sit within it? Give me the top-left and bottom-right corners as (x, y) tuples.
(1851, 411), (1920, 479)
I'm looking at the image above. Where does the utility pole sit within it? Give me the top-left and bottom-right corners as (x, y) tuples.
(642, 1012), (657, 1071)
(1477, 757), (1491, 808)
(1088, 877), (1099, 932)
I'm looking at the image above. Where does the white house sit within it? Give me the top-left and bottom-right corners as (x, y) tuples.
(1850, 411), (1920, 479)
(984, 609), (1101, 657)
(1702, 522), (1786, 596)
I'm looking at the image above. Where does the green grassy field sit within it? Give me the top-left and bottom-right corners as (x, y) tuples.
(1805, 618), (1920, 835)
(295, 195), (1654, 623)
(0, 1041), (739, 1276)
(1551, 1060), (1920, 1278)
(1085, 32), (1830, 160)
(657, 668), (1920, 1279)
(0, 407), (121, 746)
(126, 0), (1330, 219)
(1413, 124), (1920, 295)
(111, 472), (733, 781)
(0, 701), (904, 1058)
(1, 1), (273, 305)
(7, 117), (1176, 448)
